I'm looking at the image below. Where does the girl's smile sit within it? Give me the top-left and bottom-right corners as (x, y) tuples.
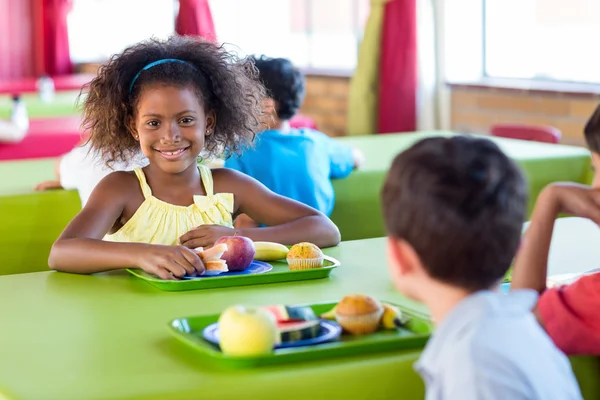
(154, 146), (191, 160)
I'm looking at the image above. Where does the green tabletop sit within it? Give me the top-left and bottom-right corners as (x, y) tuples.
(0, 91), (81, 119)
(0, 237), (598, 400)
(331, 132), (592, 240)
(0, 239), (427, 400)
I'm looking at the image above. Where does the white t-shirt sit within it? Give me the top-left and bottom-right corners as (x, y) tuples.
(59, 143), (148, 206)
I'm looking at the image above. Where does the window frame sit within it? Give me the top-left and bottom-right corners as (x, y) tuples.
(447, 0), (600, 95)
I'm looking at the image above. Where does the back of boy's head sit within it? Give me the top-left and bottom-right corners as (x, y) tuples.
(251, 55), (305, 120)
(584, 103), (600, 154)
(382, 136), (527, 291)
(83, 36), (266, 166)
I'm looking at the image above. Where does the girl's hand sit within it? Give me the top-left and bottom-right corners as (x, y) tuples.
(179, 225), (236, 249)
(135, 244), (205, 280)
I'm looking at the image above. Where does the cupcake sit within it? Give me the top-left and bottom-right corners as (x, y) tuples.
(335, 294), (384, 334)
(286, 242), (324, 271)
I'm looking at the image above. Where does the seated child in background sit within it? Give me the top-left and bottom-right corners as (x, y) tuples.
(511, 103), (600, 355)
(224, 55), (363, 228)
(382, 136), (582, 399)
(34, 140), (148, 206)
(49, 36), (340, 279)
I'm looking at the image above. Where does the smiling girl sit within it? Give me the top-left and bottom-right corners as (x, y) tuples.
(48, 36), (340, 279)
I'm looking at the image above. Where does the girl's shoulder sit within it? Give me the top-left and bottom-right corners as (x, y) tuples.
(94, 170), (140, 197)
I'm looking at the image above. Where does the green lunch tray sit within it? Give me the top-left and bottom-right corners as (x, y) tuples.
(168, 301), (433, 368)
(126, 255), (340, 291)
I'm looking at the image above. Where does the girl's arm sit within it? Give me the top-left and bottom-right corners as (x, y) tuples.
(180, 169), (341, 248)
(49, 172), (202, 278)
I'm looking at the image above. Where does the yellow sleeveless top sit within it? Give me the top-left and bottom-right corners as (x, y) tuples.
(104, 165), (234, 245)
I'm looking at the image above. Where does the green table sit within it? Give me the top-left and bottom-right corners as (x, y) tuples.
(0, 91), (81, 119)
(0, 237), (597, 400)
(331, 132), (592, 240)
(0, 239), (427, 400)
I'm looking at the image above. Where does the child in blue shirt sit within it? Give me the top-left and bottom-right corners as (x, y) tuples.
(224, 56), (362, 227)
(382, 136), (581, 399)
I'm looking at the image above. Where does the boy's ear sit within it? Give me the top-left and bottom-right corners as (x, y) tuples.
(387, 236), (420, 277)
(205, 110), (217, 136)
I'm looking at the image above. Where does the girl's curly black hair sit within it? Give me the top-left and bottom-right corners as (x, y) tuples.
(80, 36), (266, 166)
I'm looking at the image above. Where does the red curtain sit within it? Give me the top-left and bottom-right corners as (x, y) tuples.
(0, 1), (35, 80)
(37, 0), (73, 76)
(176, 0), (216, 41)
(377, 0), (417, 133)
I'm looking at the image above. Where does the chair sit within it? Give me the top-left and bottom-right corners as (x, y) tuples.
(490, 123), (562, 144)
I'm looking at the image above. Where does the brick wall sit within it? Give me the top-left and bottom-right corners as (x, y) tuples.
(451, 86), (600, 147)
(300, 75), (350, 137)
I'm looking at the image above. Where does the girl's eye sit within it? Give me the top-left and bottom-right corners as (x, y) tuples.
(147, 120), (160, 127)
(179, 117), (194, 124)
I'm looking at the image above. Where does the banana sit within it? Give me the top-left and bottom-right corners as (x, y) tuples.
(380, 303), (403, 330)
(254, 241), (289, 261)
(319, 304), (338, 320)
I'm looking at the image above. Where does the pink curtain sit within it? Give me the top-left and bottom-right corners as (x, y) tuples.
(41, 0), (73, 76)
(176, 0), (216, 41)
(377, 0), (417, 133)
(0, 1), (35, 80)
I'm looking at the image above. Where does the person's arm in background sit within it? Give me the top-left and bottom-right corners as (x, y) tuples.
(34, 140), (92, 192)
(34, 157), (64, 191)
(511, 183), (600, 354)
(323, 133), (363, 179)
(512, 183), (600, 293)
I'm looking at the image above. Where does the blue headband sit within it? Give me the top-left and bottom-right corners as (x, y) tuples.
(128, 58), (198, 94)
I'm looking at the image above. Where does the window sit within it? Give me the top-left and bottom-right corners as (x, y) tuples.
(210, 0), (370, 71)
(445, 0), (600, 85)
(68, 0), (175, 63)
(484, 0), (600, 84)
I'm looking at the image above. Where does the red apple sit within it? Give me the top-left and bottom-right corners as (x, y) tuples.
(215, 236), (256, 271)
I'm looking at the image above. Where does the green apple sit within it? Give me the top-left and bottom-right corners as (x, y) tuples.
(218, 305), (277, 356)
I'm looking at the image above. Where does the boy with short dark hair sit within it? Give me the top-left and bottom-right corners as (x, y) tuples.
(382, 136), (582, 399)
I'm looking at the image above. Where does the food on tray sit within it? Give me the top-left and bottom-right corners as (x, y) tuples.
(214, 236), (256, 271)
(334, 294), (384, 335)
(253, 241), (289, 261)
(197, 243), (228, 261)
(319, 304), (337, 320)
(218, 305), (277, 356)
(286, 242), (324, 270)
(263, 304), (317, 322)
(321, 299), (403, 331)
(205, 259), (229, 272)
(262, 304), (321, 344)
(277, 320), (322, 343)
(194, 243), (230, 272)
(380, 303), (403, 329)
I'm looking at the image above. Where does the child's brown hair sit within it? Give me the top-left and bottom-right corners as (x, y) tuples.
(382, 136), (527, 291)
(80, 36), (266, 166)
